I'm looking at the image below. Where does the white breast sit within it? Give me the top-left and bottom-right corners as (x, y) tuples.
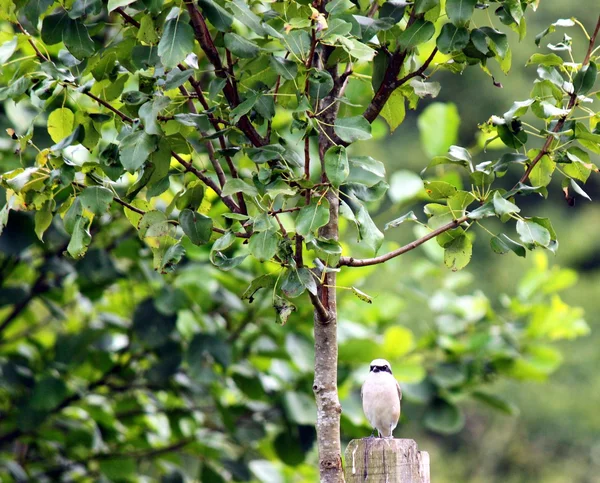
(362, 373), (401, 438)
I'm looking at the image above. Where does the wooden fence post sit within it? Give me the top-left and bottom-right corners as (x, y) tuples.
(344, 438), (430, 482)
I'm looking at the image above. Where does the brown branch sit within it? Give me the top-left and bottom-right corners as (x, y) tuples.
(169, 152), (240, 213)
(79, 90), (240, 213)
(339, 215), (469, 267)
(395, 47), (438, 87)
(184, 1), (267, 147)
(517, 15), (600, 185)
(362, 46), (437, 124)
(114, 7), (140, 27)
(84, 91), (133, 123)
(16, 22), (49, 62)
(309, 291), (331, 323)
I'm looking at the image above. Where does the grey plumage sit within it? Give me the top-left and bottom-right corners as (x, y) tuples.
(361, 358), (402, 438)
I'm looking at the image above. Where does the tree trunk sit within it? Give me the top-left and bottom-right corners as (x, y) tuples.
(313, 190), (343, 482)
(312, 46), (346, 481)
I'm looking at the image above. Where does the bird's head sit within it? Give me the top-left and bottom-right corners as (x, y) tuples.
(369, 359), (393, 375)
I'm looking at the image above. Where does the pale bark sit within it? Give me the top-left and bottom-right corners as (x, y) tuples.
(344, 438), (430, 483)
(312, 55), (345, 482)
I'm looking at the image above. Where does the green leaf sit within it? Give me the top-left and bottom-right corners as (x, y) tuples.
(309, 238), (342, 266)
(384, 211), (418, 230)
(226, 0), (266, 36)
(324, 146), (349, 188)
(570, 179), (591, 201)
(249, 229), (278, 262)
(139, 210), (171, 238)
(47, 108), (75, 144)
(397, 19), (435, 50)
(410, 79), (441, 98)
(355, 202), (384, 255)
(41, 11), (70, 45)
(107, 0), (135, 12)
(296, 199), (330, 238)
(0, 77), (31, 102)
(490, 234), (526, 257)
(446, 0), (477, 27)
(23, 0), (53, 25)
(198, 0), (233, 32)
(479, 27), (508, 59)
(415, 0), (440, 14)
(526, 53), (564, 67)
(35, 209), (53, 242)
(222, 178), (258, 197)
(173, 113), (210, 131)
(0, 36), (17, 65)
(418, 103), (460, 158)
(230, 92), (259, 124)
(308, 69), (334, 99)
(572, 61), (597, 95)
(67, 215), (92, 258)
(380, 89), (406, 133)
(79, 186), (114, 216)
(424, 399), (465, 434)
(63, 19), (96, 60)
(563, 147), (593, 182)
(132, 298), (177, 348)
(472, 391), (519, 416)
(338, 37), (376, 61)
(179, 209), (213, 245)
(30, 377), (68, 410)
(497, 123), (527, 148)
(283, 30), (312, 60)
(119, 131), (157, 172)
(242, 274), (276, 303)
(139, 97), (170, 136)
(443, 233), (472, 270)
(224, 32), (260, 58)
(334, 116), (372, 143)
(348, 156), (386, 187)
(492, 191), (519, 216)
(274, 295), (296, 325)
(186, 333), (232, 379)
(158, 14), (195, 69)
(436, 23), (469, 54)
(269, 56), (298, 81)
(516, 219), (551, 248)
(425, 181), (457, 200)
(99, 458), (136, 481)
(528, 151), (554, 188)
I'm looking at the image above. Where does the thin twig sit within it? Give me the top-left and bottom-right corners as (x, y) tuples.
(516, 15), (600, 186)
(339, 215), (469, 267)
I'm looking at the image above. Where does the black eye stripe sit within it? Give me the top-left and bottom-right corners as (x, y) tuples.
(370, 365), (392, 373)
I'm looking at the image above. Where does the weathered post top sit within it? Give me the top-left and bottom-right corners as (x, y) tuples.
(344, 438), (430, 483)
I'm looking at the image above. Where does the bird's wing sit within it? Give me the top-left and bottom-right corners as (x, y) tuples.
(397, 380), (402, 401)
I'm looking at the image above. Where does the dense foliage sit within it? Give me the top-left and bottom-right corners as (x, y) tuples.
(0, 0), (598, 481)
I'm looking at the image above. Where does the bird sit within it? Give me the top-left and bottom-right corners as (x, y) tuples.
(361, 358), (402, 438)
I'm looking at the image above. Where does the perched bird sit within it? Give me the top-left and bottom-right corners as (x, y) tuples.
(361, 359), (402, 438)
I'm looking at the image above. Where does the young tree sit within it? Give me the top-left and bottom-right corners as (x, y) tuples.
(0, 0), (598, 481)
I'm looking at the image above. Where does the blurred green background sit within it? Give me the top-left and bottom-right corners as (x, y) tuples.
(0, 1), (598, 482)
(351, 2), (600, 481)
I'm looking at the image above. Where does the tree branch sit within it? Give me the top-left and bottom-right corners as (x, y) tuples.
(363, 46), (438, 124)
(184, 0), (267, 147)
(517, 15), (600, 186)
(339, 215), (469, 267)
